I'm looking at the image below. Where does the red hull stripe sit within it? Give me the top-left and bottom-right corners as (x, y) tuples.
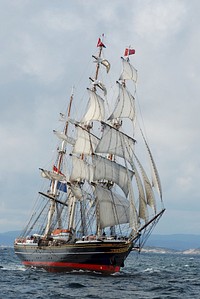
(23, 261), (120, 273)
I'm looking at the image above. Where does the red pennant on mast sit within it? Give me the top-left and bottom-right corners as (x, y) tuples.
(53, 165), (64, 175)
(97, 38), (106, 48)
(124, 48), (135, 56)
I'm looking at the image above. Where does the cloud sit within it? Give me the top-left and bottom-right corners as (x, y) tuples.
(133, 0), (187, 44)
(17, 33), (66, 83)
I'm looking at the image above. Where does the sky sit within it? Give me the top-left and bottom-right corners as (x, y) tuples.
(0, 0), (200, 235)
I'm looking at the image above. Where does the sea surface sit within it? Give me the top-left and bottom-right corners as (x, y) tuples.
(0, 247), (200, 299)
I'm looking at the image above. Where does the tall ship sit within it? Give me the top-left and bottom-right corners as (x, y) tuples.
(14, 36), (165, 274)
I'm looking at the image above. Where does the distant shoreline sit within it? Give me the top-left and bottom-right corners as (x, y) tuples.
(0, 231), (200, 251)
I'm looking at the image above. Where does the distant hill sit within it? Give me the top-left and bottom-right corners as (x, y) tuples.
(145, 234), (200, 251)
(141, 246), (200, 255)
(0, 231), (20, 246)
(0, 231), (200, 250)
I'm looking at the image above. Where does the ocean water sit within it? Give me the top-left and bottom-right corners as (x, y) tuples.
(0, 247), (200, 299)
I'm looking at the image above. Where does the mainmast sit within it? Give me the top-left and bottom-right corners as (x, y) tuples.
(66, 37), (108, 238)
(93, 35), (106, 236)
(80, 35), (108, 236)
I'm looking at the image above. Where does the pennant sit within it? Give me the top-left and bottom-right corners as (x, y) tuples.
(97, 38), (106, 48)
(53, 165), (64, 176)
(124, 48), (135, 56)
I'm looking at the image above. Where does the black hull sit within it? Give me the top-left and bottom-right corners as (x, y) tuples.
(14, 240), (133, 274)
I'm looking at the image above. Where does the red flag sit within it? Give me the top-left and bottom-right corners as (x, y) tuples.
(124, 48), (135, 56)
(97, 38), (106, 48)
(53, 165), (63, 175)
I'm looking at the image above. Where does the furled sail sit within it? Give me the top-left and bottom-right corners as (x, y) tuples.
(40, 168), (66, 182)
(108, 83), (135, 121)
(119, 57), (138, 82)
(53, 130), (75, 145)
(92, 55), (111, 73)
(95, 185), (130, 229)
(81, 89), (105, 123)
(91, 80), (107, 96)
(95, 122), (135, 165)
(73, 126), (99, 155)
(93, 155), (134, 196)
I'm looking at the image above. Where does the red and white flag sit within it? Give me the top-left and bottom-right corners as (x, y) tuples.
(53, 165), (64, 175)
(124, 48), (135, 56)
(97, 38), (106, 48)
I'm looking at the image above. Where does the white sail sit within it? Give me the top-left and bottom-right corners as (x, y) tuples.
(142, 132), (162, 200)
(70, 155), (93, 183)
(53, 130), (76, 145)
(128, 188), (139, 231)
(133, 152), (156, 212)
(70, 184), (83, 199)
(108, 83), (135, 121)
(81, 89), (105, 123)
(95, 123), (135, 165)
(73, 126), (99, 155)
(119, 57), (138, 82)
(132, 163), (148, 222)
(93, 155), (134, 196)
(95, 185), (130, 229)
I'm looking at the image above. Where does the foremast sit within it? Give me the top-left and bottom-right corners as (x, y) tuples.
(95, 36), (106, 237)
(44, 91), (74, 237)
